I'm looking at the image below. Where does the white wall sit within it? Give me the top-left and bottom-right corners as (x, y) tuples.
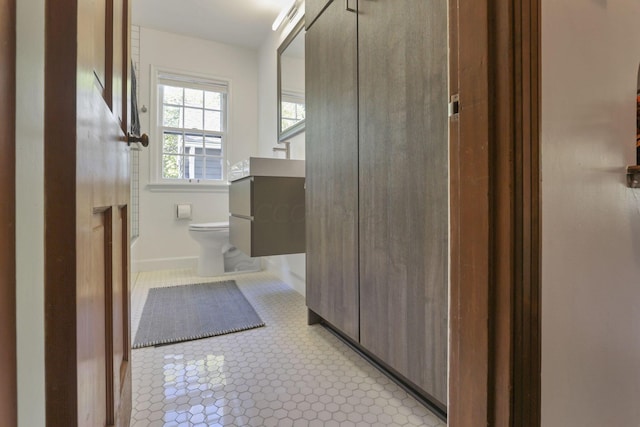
(257, 27), (281, 157)
(15, 0), (46, 425)
(132, 17), (307, 293)
(133, 27), (260, 271)
(541, 1), (640, 426)
(257, 18), (307, 296)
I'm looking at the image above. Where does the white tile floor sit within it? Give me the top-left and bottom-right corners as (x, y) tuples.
(131, 269), (446, 427)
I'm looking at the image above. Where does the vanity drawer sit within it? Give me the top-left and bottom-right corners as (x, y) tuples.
(229, 215), (252, 255)
(229, 176), (252, 217)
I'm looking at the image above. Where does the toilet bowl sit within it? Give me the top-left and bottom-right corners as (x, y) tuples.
(188, 222), (230, 277)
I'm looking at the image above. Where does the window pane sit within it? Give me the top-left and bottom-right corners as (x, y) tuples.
(205, 111), (221, 131)
(282, 118), (298, 131)
(163, 85), (183, 105)
(184, 88), (203, 108)
(205, 136), (222, 157)
(163, 106), (183, 127)
(184, 133), (203, 152)
(185, 107), (203, 129)
(204, 157), (223, 180)
(183, 155), (203, 180)
(163, 132), (182, 154)
(162, 154), (183, 179)
(282, 102), (297, 119)
(205, 91), (221, 110)
(205, 135), (222, 151)
(282, 101), (305, 131)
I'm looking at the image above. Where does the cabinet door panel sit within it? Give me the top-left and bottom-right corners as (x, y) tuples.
(305, 0), (359, 341)
(304, 0), (331, 30)
(358, 0), (449, 407)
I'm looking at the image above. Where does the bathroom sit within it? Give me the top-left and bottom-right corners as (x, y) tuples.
(130, 1), (307, 295)
(126, 1), (447, 425)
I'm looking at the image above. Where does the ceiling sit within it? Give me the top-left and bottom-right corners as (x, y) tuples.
(132, 0), (296, 49)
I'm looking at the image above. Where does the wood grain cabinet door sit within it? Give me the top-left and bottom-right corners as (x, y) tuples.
(304, 0), (331, 30)
(358, 0), (450, 408)
(305, 0), (360, 341)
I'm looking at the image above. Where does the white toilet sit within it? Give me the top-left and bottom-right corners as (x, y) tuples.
(188, 222), (230, 276)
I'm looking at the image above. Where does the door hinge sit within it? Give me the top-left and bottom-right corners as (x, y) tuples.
(448, 94), (460, 119)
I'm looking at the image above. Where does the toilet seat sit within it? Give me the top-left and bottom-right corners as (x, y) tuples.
(188, 222), (229, 231)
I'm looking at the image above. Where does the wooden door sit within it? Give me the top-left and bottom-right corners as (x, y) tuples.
(358, 0), (449, 408)
(0, 0), (17, 425)
(45, 0), (132, 426)
(305, 0), (360, 341)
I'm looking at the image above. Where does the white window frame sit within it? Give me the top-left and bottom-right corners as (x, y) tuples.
(148, 66), (231, 192)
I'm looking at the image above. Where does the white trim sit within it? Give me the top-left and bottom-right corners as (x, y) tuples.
(149, 65), (233, 186)
(146, 182), (229, 193)
(264, 257), (306, 297)
(133, 256), (198, 273)
(157, 75), (228, 94)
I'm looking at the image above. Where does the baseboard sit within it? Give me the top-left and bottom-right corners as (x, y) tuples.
(264, 257), (306, 297)
(133, 256), (198, 273)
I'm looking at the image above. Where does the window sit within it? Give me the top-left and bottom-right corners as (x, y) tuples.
(281, 90), (305, 132)
(154, 70), (228, 184)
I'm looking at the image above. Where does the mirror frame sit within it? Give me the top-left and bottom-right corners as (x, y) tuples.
(277, 18), (306, 142)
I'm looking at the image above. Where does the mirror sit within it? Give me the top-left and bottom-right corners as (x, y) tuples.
(277, 19), (305, 141)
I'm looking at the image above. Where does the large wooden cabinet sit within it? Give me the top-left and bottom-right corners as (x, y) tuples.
(305, 0), (449, 411)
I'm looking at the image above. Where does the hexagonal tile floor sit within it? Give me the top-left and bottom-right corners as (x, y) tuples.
(131, 269), (446, 427)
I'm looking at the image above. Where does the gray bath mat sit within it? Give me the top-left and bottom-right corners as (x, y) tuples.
(133, 280), (264, 349)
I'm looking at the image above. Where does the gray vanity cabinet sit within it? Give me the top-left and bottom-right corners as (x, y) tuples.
(305, 0), (359, 342)
(229, 176), (305, 257)
(305, 0), (449, 411)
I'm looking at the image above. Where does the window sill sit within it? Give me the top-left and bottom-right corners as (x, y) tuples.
(146, 182), (230, 193)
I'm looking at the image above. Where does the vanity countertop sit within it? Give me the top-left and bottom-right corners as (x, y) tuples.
(229, 157), (305, 182)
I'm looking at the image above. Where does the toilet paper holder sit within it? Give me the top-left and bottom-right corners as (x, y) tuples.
(176, 204), (192, 220)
